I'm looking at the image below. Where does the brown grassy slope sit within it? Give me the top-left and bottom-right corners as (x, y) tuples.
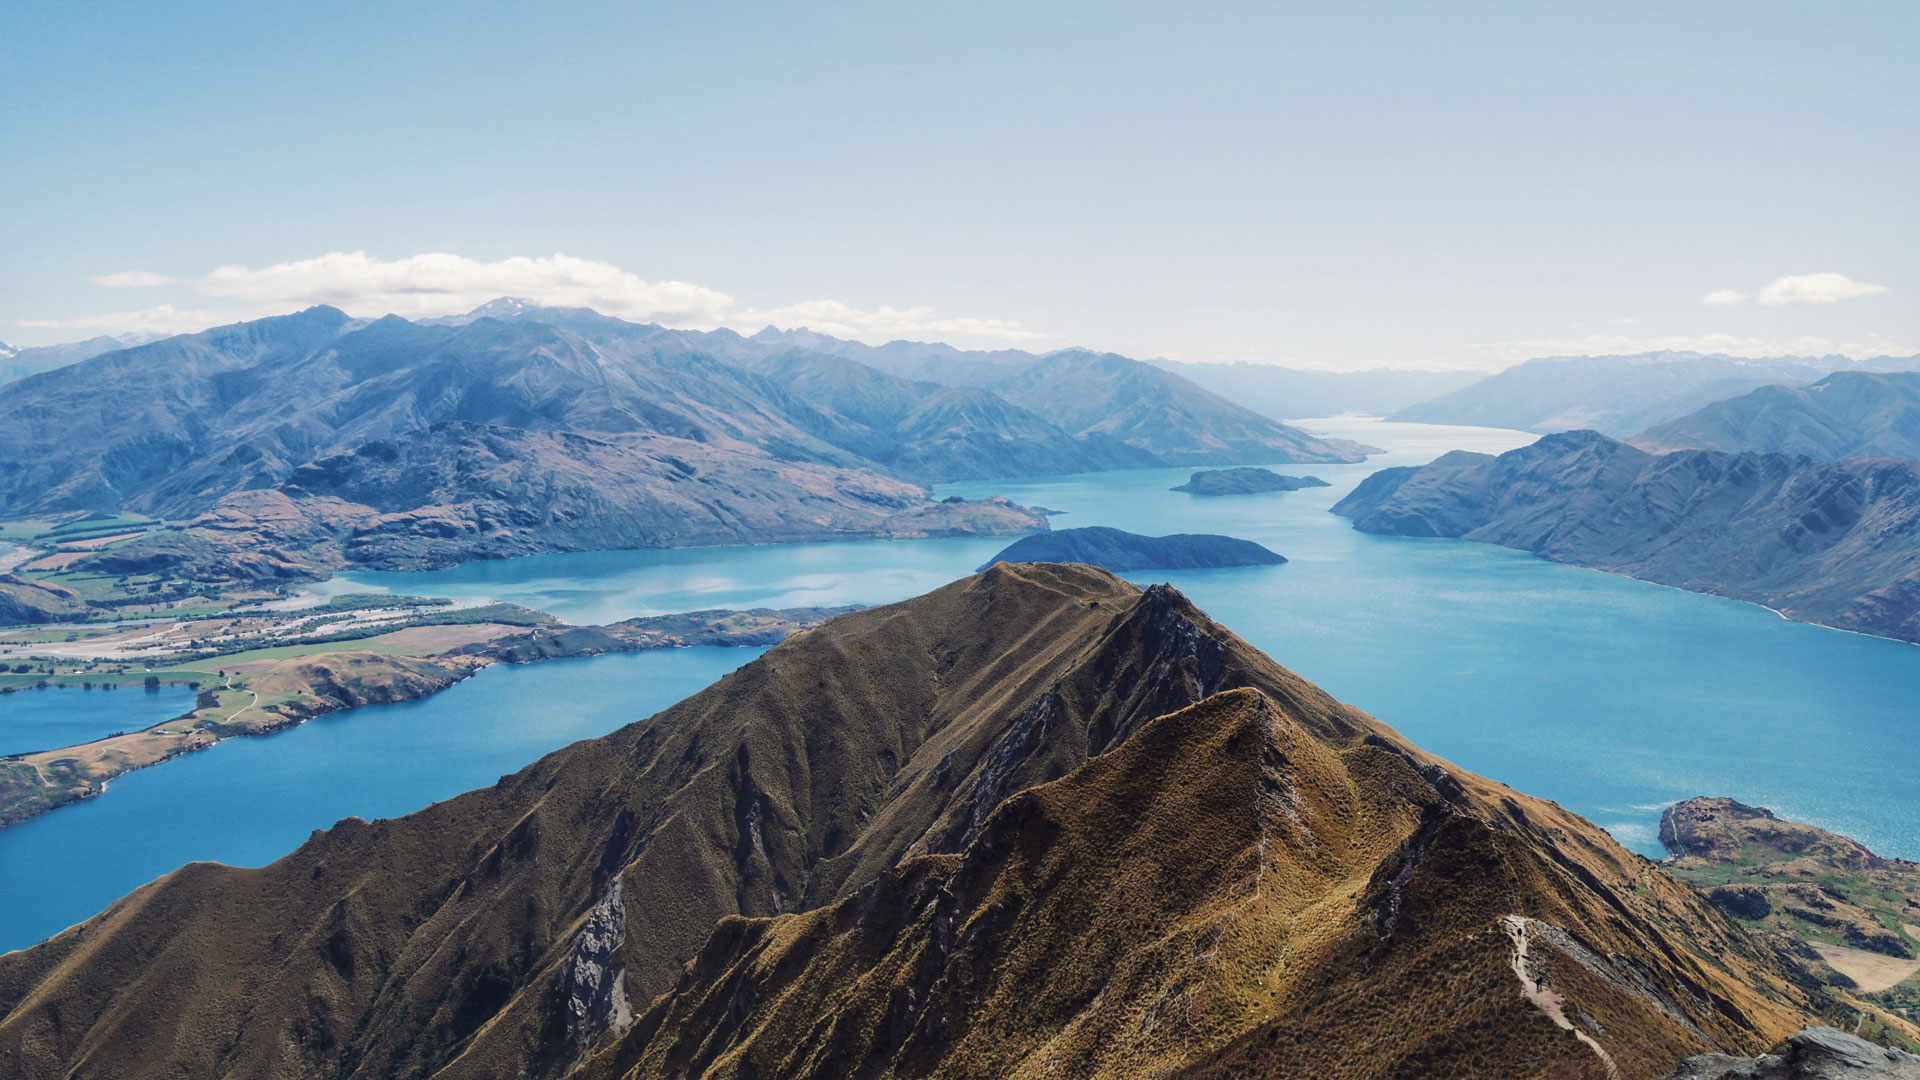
(0, 564), (1812, 1080)
(582, 695), (1810, 1080)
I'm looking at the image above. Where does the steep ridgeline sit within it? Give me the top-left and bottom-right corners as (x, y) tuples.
(0, 307), (866, 517)
(421, 306), (1370, 471)
(1332, 431), (1920, 642)
(1634, 372), (1920, 461)
(78, 422), (1046, 579)
(1391, 352), (1920, 436)
(0, 565), (1817, 1079)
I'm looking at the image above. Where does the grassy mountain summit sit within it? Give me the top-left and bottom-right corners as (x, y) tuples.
(0, 564), (1817, 1078)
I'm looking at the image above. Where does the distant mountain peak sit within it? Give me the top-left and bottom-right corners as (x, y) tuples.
(464, 296), (543, 319)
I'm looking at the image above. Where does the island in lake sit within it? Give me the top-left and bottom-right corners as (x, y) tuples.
(978, 525), (1285, 572)
(1171, 466), (1330, 496)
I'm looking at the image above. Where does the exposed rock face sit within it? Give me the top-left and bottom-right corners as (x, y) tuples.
(979, 525), (1286, 572)
(1332, 430), (1920, 642)
(1634, 372), (1920, 461)
(561, 877), (634, 1052)
(1662, 1027), (1920, 1078)
(1171, 466), (1330, 495)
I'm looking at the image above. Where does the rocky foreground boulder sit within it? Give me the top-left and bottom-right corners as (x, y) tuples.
(1664, 1027), (1920, 1078)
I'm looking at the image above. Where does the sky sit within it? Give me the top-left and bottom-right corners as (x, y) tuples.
(2, 1), (1914, 370)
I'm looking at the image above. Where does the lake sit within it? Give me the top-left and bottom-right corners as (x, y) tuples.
(0, 648), (761, 951)
(346, 418), (1920, 864)
(5, 417), (1919, 952)
(0, 682), (197, 756)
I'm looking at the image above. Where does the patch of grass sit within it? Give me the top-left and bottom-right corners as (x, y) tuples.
(0, 520), (56, 543)
(163, 639), (410, 667)
(406, 602), (556, 628)
(38, 514), (158, 540)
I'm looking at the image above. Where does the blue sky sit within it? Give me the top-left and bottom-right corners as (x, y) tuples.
(3, 1), (1914, 368)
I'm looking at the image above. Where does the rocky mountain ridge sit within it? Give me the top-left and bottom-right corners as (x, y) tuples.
(0, 302), (1369, 576)
(0, 565), (1820, 1078)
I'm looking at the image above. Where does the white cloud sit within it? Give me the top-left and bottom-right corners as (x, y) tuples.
(742, 298), (1052, 345)
(198, 251), (738, 325)
(90, 270), (177, 288)
(11, 304), (241, 337)
(1756, 272), (1888, 305)
(1701, 289), (1745, 305)
(16, 251), (1053, 350)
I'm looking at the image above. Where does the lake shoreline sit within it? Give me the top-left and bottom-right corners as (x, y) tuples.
(0, 611), (842, 830)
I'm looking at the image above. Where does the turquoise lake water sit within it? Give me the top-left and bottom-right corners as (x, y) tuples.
(0, 683), (196, 755)
(4, 416), (1918, 952)
(0, 649), (759, 951)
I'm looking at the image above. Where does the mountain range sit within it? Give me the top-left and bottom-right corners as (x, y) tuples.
(1634, 371), (1920, 461)
(1390, 352), (1920, 436)
(0, 334), (155, 387)
(0, 302), (1371, 574)
(1332, 430), (1920, 642)
(0, 565), (1821, 1078)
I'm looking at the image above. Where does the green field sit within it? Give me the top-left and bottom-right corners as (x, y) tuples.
(0, 521), (55, 544)
(39, 514), (158, 539)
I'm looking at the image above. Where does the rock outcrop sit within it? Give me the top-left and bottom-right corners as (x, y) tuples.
(1663, 1027), (1920, 1079)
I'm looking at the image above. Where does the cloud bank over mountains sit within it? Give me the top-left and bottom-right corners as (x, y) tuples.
(12, 252), (1905, 369)
(27, 251), (1054, 350)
